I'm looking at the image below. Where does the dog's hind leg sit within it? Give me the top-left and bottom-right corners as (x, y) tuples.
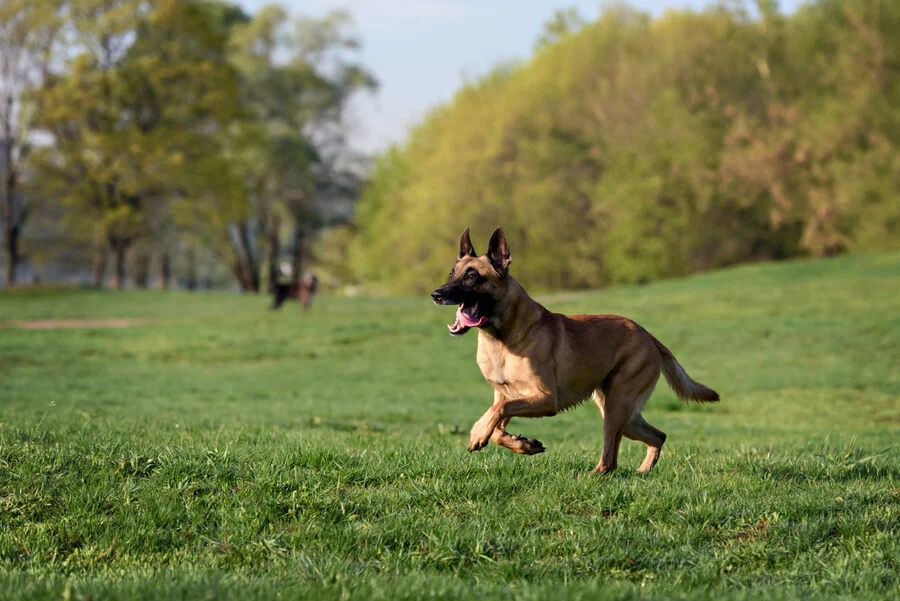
(588, 398), (628, 475)
(624, 414), (666, 472)
(590, 357), (660, 476)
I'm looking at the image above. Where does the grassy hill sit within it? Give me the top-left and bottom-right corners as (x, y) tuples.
(0, 253), (898, 600)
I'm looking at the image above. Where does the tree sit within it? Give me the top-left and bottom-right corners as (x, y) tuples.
(350, 1), (900, 294)
(0, 0), (62, 286)
(534, 7), (585, 50)
(30, 0), (239, 288)
(201, 4), (376, 292)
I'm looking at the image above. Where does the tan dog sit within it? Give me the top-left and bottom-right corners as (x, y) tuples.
(431, 227), (719, 474)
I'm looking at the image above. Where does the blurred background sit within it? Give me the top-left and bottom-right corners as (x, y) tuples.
(0, 0), (897, 296)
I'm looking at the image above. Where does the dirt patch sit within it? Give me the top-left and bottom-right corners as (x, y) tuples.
(1, 318), (150, 330)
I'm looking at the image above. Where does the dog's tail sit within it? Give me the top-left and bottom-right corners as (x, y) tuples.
(653, 338), (719, 403)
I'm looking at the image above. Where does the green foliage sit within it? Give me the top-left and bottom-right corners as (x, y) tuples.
(0, 0), (63, 285)
(16, 0), (374, 291)
(189, 3), (376, 292)
(534, 7), (586, 50)
(0, 253), (898, 599)
(28, 0), (240, 286)
(352, 0), (900, 293)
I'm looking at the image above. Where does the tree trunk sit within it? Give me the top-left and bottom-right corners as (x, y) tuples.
(3, 145), (20, 287)
(157, 253), (171, 290)
(229, 222), (259, 293)
(112, 244), (128, 290)
(4, 222), (18, 288)
(239, 224), (259, 293)
(291, 226), (305, 287)
(231, 257), (258, 292)
(92, 247), (107, 288)
(133, 249), (150, 289)
(185, 248), (197, 290)
(266, 216), (281, 292)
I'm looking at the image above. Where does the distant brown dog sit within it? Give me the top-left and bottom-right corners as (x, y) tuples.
(271, 271), (318, 311)
(431, 227), (718, 474)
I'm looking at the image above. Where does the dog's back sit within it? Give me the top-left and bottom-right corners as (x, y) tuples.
(271, 283), (300, 310)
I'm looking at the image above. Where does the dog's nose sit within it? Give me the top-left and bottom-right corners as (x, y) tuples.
(431, 290), (444, 303)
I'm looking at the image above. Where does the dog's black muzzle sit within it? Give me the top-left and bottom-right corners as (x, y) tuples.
(432, 283), (472, 306)
(431, 287), (453, 305)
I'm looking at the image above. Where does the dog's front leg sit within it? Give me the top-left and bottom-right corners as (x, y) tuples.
(468, 394), (557, 452)
(491, 427), (546, 455)
(484, 391), (545, 455)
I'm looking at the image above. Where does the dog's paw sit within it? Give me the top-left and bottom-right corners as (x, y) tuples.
(468, 429), (493, 451)
(467, 422), (493, 452)
(467, 427), (491, 451)
(514, 435), (545, 455)
(467, 438), (488, 452)
(468, 409), (501, 452)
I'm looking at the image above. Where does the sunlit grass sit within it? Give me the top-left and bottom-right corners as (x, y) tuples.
(1, 253), (898, 600)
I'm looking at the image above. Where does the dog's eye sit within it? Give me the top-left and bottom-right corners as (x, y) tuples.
(466, 272), (477, 280)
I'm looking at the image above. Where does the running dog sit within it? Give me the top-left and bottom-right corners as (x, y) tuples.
(431, 227), (719, 474)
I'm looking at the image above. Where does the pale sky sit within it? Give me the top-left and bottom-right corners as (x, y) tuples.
(238, 0), (804, 153)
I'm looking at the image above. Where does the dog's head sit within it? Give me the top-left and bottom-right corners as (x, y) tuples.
(431, 226), (512, 336)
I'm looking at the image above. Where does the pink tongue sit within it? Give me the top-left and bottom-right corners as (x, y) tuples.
(456, 305), (487, 328)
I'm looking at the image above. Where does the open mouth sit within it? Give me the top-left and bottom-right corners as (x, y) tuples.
(448, 301), (488, 336)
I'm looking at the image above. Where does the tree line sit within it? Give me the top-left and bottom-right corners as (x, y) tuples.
(350, 0), (900, 294)
(0, 0), (375, 291)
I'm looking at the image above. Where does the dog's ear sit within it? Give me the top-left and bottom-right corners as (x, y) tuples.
(458, 227), (476, 260)
(486, 227), (511, 276)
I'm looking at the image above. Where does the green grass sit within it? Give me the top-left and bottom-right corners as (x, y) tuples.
(1, 253), (898, 600)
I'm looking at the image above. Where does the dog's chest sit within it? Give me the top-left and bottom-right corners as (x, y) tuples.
(477, 351), (506, 385)
(476, 341), (536, 398)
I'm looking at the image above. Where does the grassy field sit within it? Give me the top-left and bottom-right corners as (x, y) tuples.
(1, 253), (898, 600)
